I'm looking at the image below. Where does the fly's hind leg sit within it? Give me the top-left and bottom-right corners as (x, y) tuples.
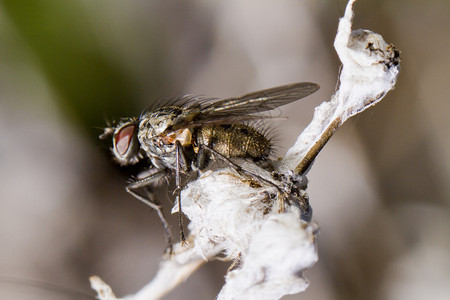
(126, 168), (174, 254)
(197, 144), (286, 212)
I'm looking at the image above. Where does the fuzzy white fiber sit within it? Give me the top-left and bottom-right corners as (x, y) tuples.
(281, 0), (400, 172)
(91, 0), (400, 299)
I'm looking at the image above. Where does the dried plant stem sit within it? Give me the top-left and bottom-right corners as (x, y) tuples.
(295, 117), (341, 174)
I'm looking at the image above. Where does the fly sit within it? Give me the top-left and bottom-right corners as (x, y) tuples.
(100, 82), (319, 252)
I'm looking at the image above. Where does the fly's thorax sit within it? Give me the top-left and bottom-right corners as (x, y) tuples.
(137, 133), (178, 170)
(196, 124), (271, 160)
(137, 107), (195, 170)
(138, 107), (183, 139)
(137, 107), (179, 154)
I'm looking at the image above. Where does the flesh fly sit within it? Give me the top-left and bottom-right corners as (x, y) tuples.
(101, 82), (319, 251)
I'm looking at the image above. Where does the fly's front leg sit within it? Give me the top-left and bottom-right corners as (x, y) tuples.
(126, 168), (174, 254)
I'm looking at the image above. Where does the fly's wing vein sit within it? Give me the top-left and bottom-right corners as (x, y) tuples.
(200, 82), (319, 116)
(168, 82), (319, 131)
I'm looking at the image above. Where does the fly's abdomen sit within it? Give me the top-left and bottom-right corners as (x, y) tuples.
(196, 124), (271, 161)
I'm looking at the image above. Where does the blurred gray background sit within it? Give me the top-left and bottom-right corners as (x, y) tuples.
(0, 0), (448, 299)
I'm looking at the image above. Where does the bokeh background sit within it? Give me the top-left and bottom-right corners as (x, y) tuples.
(0, 0), (449, 299)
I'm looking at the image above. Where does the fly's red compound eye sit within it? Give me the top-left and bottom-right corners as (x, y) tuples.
(115, 124), (136, 156)
(111, 121), (140, 165)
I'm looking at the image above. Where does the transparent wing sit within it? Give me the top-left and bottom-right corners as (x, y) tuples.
(171, 82), (319, 130)
(200, 82), (319, 116)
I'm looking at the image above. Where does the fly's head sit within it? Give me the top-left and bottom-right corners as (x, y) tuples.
(100, 118), (142, 166)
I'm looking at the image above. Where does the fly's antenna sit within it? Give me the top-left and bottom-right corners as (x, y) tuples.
(98, 112), (115, 140)
(99, 126), (114, 140)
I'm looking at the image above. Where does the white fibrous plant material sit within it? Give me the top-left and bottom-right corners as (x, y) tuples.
(280, 0), (400, 174)
(91, 0), (400, 299)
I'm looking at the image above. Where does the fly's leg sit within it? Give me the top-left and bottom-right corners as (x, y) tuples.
(126, 169), (174, 254)
(298, 189), (312, 222)
(174, 141), (188, 245)
(196, 144), (210, 170)
(198, 144), (286, 212)
(198, 144), (281, 189)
